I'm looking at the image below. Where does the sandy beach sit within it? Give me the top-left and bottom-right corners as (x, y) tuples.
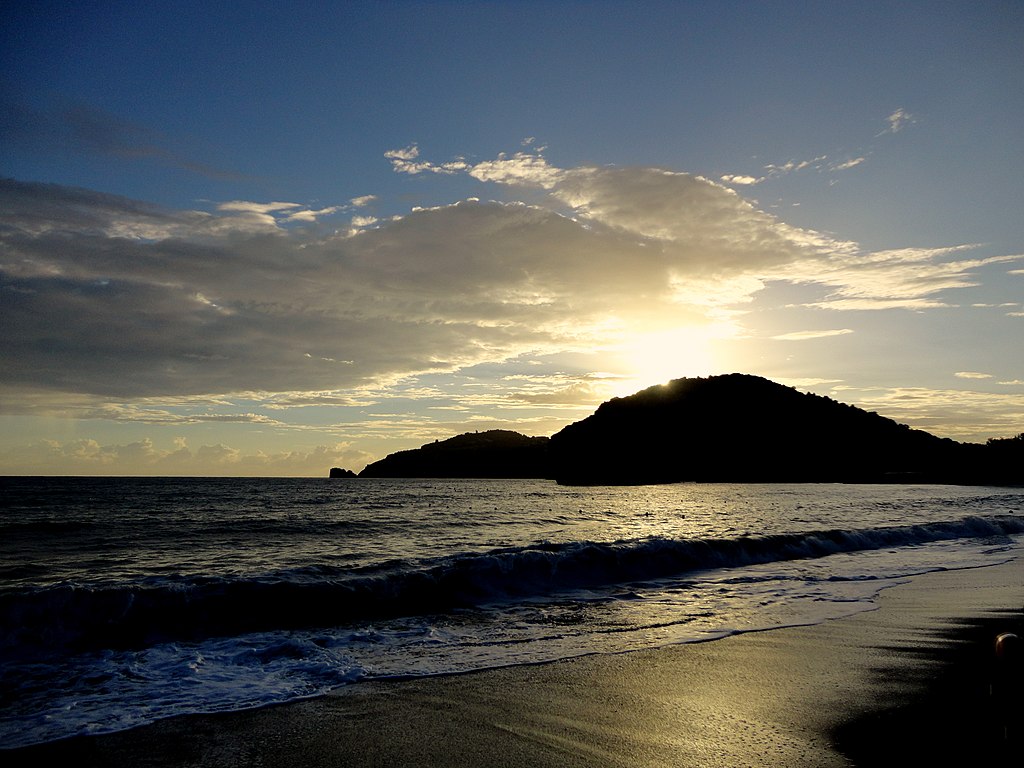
(5, 557), (1023, 767)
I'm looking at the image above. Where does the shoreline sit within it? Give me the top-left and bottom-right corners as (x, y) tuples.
(4, 558), (1024, 766)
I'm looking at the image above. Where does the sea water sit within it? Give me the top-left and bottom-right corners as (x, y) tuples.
(1, 477), (1023, 748)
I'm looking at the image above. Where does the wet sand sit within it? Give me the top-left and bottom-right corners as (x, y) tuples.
(5, 558), (1023, 767)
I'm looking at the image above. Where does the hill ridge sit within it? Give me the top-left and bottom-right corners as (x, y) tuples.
(349, 374), (1021, 485)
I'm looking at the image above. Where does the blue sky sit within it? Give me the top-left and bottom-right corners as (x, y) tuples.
(2, 1), (1022, 475)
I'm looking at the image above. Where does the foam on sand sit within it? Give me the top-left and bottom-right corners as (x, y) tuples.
(6, 555), (1023, 767)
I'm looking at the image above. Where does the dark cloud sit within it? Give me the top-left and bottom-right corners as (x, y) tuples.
(0, 95), (242, 180)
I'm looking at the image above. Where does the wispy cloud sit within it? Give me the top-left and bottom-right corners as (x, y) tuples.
(772, 377), (844, 388)
(759, 155), (829, 179)
(384, 144), (469, 176)
(955, 371), (993, 379)
(0, 95), (243, 180)
(723, 151), (867, 188)
(831, 157), (866, 171)
(771, 329), (854, 341)
(786, 245), (1018, 312)
(723, 108), (914, 186)
(878, 107), (916, 136)
(830, 385), (1024, 442)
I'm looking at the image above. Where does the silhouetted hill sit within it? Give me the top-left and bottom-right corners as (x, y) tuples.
(358, 430), (551, 478)
(548, 373), (978, 485)
(345, 375), (1022, 485)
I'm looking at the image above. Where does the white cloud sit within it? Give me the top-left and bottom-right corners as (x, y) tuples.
(384, 145), (420, 161)
(215, 200), (347, 226)
(878, 108), (916, 135)
(763, 155), (829, 177)
(283, 205), (347, 223)
(385, 144), (469, 175)
(955, 371), (993, 379)
(720, 174), (764, 186)
(785, 245), (1017, 312)
(467, 152), (567, 189)
(771, 329), (854, 341)
(831, 157), (866, 171)
(217, 200), (302, 214)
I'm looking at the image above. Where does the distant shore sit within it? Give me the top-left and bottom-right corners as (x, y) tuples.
(5, 556), (1023, 766)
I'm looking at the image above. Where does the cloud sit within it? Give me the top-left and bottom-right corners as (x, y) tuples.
(215, 199), (350, 227)
(772, 377), (844, 388)
(1, 156), (1015, 415)
(771, 329), (854, 341)
(784, 245), (1018, 311)
(765, 156), (826, 174)
(720, 174), (764, 186)
(466, 152), (566, 189)
(0, 437), (372, 476)
(384, 145), (420, 162)
(499, 374), (611, 406)
(385, 144), (469, 175)
(831, 157), (866, 171)
(878, 108), (915, 136)
(217, 201), (302, 215)
(761, 155), (865, 178)
(0, 95), (242, 180)
(955, 371), (993, 379)
(830, 385), (1024, 442)
(723, 108), (915, 188)
(261, 391), (378, 408)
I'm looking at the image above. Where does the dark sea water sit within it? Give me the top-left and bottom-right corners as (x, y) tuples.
(2, 476), (1023, 748)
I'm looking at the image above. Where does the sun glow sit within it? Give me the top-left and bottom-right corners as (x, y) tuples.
(611, 326), (719, 396)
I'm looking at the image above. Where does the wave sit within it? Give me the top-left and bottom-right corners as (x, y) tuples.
(3, 514), (1022, 658)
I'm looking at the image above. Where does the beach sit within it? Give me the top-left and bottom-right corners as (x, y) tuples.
(6, 555), (1022, 767)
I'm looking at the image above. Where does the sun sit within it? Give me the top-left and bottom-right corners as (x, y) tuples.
(610, 326), (719, 396)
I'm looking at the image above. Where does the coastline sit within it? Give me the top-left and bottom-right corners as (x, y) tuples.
(5, 557), (1023, 767)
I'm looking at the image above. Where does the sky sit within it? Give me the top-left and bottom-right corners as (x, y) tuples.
(1, 0), (1023, 476)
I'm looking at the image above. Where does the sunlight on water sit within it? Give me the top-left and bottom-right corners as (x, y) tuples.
(1, 478), (1022, 748)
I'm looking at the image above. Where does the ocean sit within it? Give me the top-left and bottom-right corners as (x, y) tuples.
(2, 476), (1023, 749)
